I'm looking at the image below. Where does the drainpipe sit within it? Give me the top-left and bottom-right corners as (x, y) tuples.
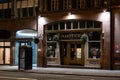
(110, 0), (114, 70)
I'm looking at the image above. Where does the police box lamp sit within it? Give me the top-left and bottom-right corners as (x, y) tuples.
(34, 38), (39, 44)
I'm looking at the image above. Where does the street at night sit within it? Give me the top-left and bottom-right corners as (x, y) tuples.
(0, 71), (120, 80)
(0, 0), (120, 80)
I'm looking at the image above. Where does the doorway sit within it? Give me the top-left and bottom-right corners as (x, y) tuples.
(15, 29), (38, 66)
(60, 42), (84, 66)
(15, 41), (37, 66)
(0, 47), (10, 64)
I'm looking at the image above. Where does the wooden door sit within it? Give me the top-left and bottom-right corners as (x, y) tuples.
(61, 42), (84, 66)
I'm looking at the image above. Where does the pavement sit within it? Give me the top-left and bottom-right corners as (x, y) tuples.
(0, 65), (120, 78)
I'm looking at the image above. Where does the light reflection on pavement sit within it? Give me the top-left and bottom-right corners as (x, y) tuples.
(0, 76), (37, 80)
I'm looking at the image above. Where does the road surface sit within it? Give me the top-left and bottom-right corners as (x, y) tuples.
(0, 71), (119, 80)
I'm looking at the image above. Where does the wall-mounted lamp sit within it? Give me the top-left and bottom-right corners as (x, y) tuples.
(66, 12), (76, 19)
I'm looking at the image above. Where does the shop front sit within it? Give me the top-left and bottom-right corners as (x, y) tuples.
(43, 19), (102, 68)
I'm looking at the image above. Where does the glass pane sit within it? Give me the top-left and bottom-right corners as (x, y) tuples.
(60, 22), (65, 30)
(73, 21), (78, 29)
(88, 32), (101, 40)
(87, 20), (93, 28)
(77, 44), (81, 59)
(21, 43), (26, 46)
(47, 50), (55, 57)
(0, 42), (4, 46)
(70, 44), (75, 59)
(27, 42), (31, 46)
(19, 48), (25, 58)
(53, 24), (58, 30)
(47, 25), (52, 30)
(47, 33), (56, 41)
(66, 21), (71, 29)
(29, 7), (33, 16)
(94, 21), (101, 28)
(79, 20), (85, 28)
(0, 48), (4, 64)
(47, 43), (56, 57)
(88, 42), (100, 59)
(5, 48), (10, 64)
(63, 43), (67, 56)
(5, 42), (11, 46)
(22, 8), (27, 17)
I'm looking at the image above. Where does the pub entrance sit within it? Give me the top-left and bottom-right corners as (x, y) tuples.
(45, 19), (102, 68)
(60, 42), (84, 66)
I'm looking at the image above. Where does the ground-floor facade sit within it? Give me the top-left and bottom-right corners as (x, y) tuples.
(44, 19), (102, 69)
(0, 9), (120, 70)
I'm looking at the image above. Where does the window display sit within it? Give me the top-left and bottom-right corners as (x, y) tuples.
(47, 43), (56, 58)
(88, 31), (101, 59)
(89, 42), (100, 59)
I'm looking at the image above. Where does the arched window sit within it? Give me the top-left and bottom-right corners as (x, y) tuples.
(0, 30), (11, 39)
